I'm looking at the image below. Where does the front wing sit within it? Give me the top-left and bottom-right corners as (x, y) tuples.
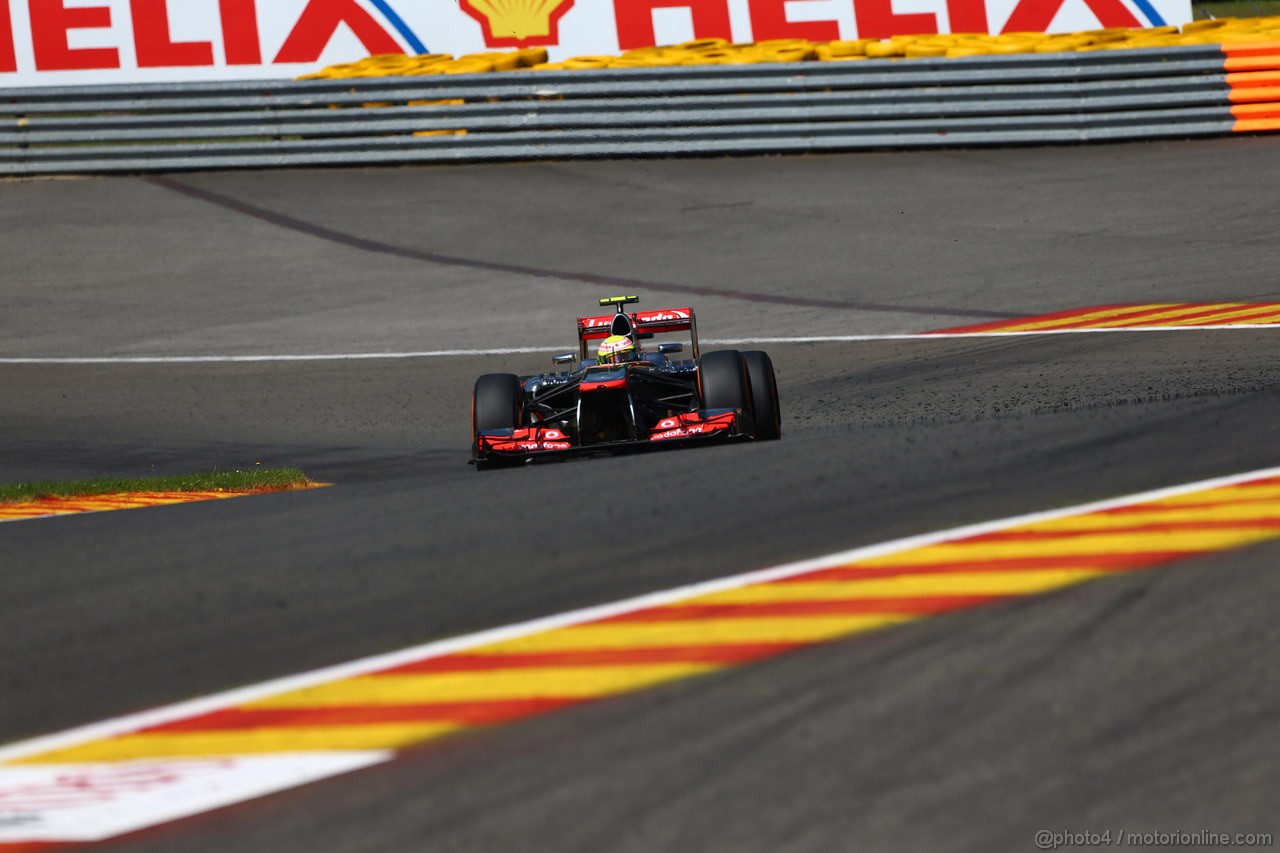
(473, 409), (745, 465)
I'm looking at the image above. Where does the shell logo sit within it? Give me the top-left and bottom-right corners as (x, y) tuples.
(460, 0), (576, 48)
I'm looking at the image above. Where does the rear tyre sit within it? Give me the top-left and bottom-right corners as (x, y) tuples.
(742, 350), (781, 440)
(698, 350), (753, 415)
(472, 374), (522, 467)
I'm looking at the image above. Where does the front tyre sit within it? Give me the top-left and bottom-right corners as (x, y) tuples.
(697, 350), (753, 416)
(472, 373), (522, 465)
(742, 350), (781, 440)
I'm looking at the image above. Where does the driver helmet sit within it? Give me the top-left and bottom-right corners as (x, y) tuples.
(597, 334), (638, 365)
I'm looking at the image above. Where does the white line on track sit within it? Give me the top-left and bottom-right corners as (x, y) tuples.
(4, 462), (1280, 765)
(1, 326), (1278, 364)
(0, 346), (565, 364)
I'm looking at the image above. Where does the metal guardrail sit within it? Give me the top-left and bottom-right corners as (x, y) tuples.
(1, 45), (1273, 176)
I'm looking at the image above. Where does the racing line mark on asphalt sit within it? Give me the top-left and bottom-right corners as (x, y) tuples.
(143, 176), (1020, 322)
(8, 466), (1280, 846)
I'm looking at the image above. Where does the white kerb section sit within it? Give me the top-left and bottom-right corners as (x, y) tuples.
(0, 753), (389, 843)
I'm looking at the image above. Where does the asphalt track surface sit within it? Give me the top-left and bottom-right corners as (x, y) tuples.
(3, 137), (1280, 851)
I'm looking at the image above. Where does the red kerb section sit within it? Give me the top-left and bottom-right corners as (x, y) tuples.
(602, 596), (1005, 620)
(148, 699), (585, 731)
(379, 644), (805, 674)
(924, 305), (1139, 334)
(781, 552), (1186, 582)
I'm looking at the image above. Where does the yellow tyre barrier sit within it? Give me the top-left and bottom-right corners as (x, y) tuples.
(303, 15), (1280, 81)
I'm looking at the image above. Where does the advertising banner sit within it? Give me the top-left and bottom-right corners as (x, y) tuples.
(0, 0), (1193, 88)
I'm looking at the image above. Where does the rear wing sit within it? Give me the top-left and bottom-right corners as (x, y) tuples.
(576, 307), (700, 360)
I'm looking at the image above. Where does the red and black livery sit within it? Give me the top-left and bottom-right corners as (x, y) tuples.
(470, 296), (781, 469)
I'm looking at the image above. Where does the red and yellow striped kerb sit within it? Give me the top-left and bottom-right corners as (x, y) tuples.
(931, 302), (1280, 334)
(10, 471), (1280, 767)
(0, 486), (326, 523)
(0, 491), (244, 522)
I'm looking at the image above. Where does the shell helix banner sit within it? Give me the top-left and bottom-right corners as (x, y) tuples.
(0, 0), (1193, 88)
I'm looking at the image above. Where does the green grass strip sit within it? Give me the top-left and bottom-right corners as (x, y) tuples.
(1194, 0), (1280, 17)
(0, 467), (313, 504)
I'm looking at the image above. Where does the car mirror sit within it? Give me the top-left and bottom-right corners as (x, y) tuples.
(552, 353), (576, 365)
(657, 342), (683, 354)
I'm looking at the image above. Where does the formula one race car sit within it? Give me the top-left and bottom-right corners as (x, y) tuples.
(470, 296), (780, 469)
